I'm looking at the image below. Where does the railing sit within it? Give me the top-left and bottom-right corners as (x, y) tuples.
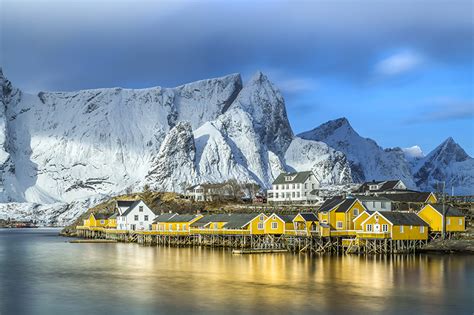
(330, 230), (358, 237)
(189, 228), (250, 235)
(356, 231), (390, 239)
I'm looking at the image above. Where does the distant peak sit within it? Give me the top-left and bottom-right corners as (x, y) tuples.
(249, 71), (270, 84)
(443, 136), (455, 144)
(322, 117), (353, 131)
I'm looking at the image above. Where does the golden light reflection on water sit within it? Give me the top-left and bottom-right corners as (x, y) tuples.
(1, 230), (473, 314)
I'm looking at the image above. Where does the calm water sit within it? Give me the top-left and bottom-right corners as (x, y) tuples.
(0, 229), (473, 315)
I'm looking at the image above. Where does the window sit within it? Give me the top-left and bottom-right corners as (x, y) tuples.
(177, 225), (180, 231)
(292, 184), (295, 189)
(304, 183), (308, 189)
(134, 215), (139, 221)
(420, 226), (424, 233)
(367, 224), (372, 232)
(459, 218), (462, 225)
(410, 225), (413, 230)
(353, 209), (359, 217)
(382, 224), (388, 232)
(297, 192), (300, 198)
(260, 214), (265, 221)
(312, 183), (315, 189)
(149, 224), (152, 230)
(297, 184), (300, 189)
(144, 215), (149, 221)
(271, 222), (278, 229)
(381, 202), (387, 209)
(292, 192), (295, 198)
(275, 185), (278, 190)
(447, 218), (451, 225)
(286, 184), (289, 189)
(304, 192), (307, 196)
(214, 223), (218, 230)
(169, 224), (173, 231)
(258, 222), (264, 230)
(372, 201), (376, 208)
(286, 192), (290, 198)
(336, 221), (343, 229)
(139, 206), (143, 212)
(275, 193), (279, 198)
(100, 220), (105, 224)
(400, 226), (404, 233)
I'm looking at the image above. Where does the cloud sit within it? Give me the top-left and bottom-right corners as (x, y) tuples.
(375, 51), (423, 76)
(404, 99), (474, 124)
(1, 0), (473, 92)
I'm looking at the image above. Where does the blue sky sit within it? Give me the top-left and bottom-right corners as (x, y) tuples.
(1, 0), (473, 155)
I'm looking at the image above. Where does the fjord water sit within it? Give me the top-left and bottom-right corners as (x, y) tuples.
(0, 229), (472, 315)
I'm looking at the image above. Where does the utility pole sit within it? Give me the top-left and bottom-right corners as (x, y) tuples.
(441, 181), (446, 240)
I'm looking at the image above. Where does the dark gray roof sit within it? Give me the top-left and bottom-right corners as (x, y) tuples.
(166, 214), (200, 222)
(335, 199), (358, 213)
(121, 200), (142, 216)
(223, 214), (260, 229)
(276, 214), (297, 223)
(319, 197), (345, 212)
(356, 196), (392, 202)
(299, 213), (318, 221)
(116, 200), (136, 208)
(429, 204), (464, 217)
(272, 171), (313, 185)
(379, 192), (433, 203)
(152, 213), (177, 223)
(353, 180), (405, 193)
(93, 213), (111, 220)
(379, 212), (428, 226)
(190, 214), (233, 227)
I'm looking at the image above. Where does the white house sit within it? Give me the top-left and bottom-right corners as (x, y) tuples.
(353, 180), (408, 195)
(355, 196), (392, 212)
(185, 183), (235, 202)
(116, 200), (156, 231)
(267, 171), (320, 204)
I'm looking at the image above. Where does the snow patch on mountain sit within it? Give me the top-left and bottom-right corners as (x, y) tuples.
(413, 137), (474, 195)
(402, 145), (424, 162)
(298, 117), (416, 188)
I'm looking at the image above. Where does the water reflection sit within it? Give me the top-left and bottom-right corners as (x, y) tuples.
(0, 229), (472, 314)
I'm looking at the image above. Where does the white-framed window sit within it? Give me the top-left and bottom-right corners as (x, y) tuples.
(292, 192), (295, 198)
(286, 192), (290, 198)
(304, 183), (307, 189)
(177, 224), (180, 231)
(134, 215), (139, 221)
(447, 218), (451, 225)
(381, 202), (387, 209)
(271, 222), (278, 229)
(304, 192), (307, 196)
(400, 226), (404, 233)
(286, 184), (289, 189)
(420, 226), (424, 233)
(144, 215), (149, 221)
(100, 220), (105, 224)
(169, 224), (173, 231)
(297, 192), (300, 198)
(274, 185), (278, 190)
(312, 183), (315, 189)
(275, 193), (279, 198)
(353, 209), (359, 216)
(258, 222), (264, 230)
(382, 224), (388, 232)
(139, 206), (143, 212)
(336, 221), (343, 229)
(367, 224), (372, 232)
(297, 184), (300, 189)
(372, 201), (376, 208)
(292, 184), (295, 189)
(260, 214), (265, 221)
(459, 218), (462, 225)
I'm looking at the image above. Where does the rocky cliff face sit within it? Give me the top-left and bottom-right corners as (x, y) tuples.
(299, 118), (474, 195)
(298, 118), (416, 187)
(413, 137), (474, 195)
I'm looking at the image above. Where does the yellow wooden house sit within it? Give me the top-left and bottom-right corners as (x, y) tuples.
(152, 213), (178, 231)
(106, 213), (117, 229)
(318, 197), (366, 232)
(264, 213), (296, 235)
(190, 214), (234, 231)
(352, 210), (373, 231)
(219, 213), (267, 235)
(83, 213), (112, 228)
(164, 214), (203, 233)
(359, 211), (428, 240)
(293, 213), (319, 235)
(417, 204), (466, 233)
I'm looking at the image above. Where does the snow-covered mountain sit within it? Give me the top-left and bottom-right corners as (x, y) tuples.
(298, 118), (416, 187)
(0, 69), (351, 224)
(299, 118), (474, 195)
(413, 137), (474, 195)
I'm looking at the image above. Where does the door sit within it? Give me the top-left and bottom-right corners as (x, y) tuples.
(374, 224), (380, 233)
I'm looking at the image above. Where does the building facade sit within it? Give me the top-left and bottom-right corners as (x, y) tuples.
(267, 171), (320, 204)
